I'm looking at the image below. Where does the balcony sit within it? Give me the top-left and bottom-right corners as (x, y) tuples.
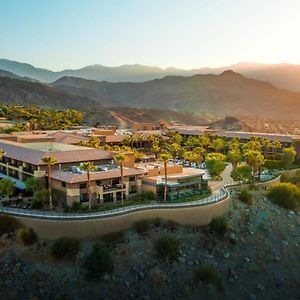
(101, 184), (126, 193)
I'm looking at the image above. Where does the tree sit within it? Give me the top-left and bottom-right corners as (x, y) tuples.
(0, 178), (14, 200)
(159, 153), (172, 201)
(0, 149), (5, 159)
(80, 162), (96, 210)
(168, 143), (181, 160)
(227, 149), (242, 169)
(88, 136), (100, 148)
(267, 182), (300, 209)
(193, 147), (205, 166)
(183, 150), (195, 167)
(281, 147), (296, 167)
(243, 150), (264, 180)
(205, 159), (226, 179)
(231, 164), (252, 183)
(206, 152), (226, 161)
(25, 177), (43, 193)
(113, 153), (129, 205)
(211, 138), (225, 153)
(42, 155), (57, 210)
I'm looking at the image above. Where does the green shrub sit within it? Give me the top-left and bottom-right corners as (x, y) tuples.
(0, 214), (19, 234)
(205, 159), (226, 179)
(101, 231), (125, 245)
(209, 216), (229, 236)
(71, 202), (83, 212)
(154, 234), (179, 260)
(133, 220), (150, 234)
(18, 228), (37, 246)
(141, 191), (155, 201)
(267, 182), (300, 209)
(50, 237), (81, 261)
(263, 159), (285, 170)
(166, 220), (179, 230)
(238, 190), (253, 205)
(31, 190), (49, 209)
(82, 242), (114, 279)
(193, 265), (221, 286)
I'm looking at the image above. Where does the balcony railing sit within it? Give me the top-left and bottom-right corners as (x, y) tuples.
(102, 184), (126, 192)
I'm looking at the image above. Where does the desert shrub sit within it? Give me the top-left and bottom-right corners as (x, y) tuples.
(154, 234), (179, 260)
(209, 216), (229, 236)
(166, 220), (179, 230)
(101, 231), (125, 245)
(267, 182), (300, 209)
(281, 170), (300, 186)
(18, 228), (37, 246)
(193, 265), (221, 286)
(151, 218), (162, 227)
(82, 242), (114, 279)
(50, 237), (81, 261)
(31, 190), (49, 209)
(263, 159), (285, 170)
(0, 214), (19, 234)
(238, 190), (253, 205)
(0, 239), (6, 249)
(133, 220), (150, 234)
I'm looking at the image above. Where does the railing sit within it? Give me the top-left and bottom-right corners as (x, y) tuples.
(0, 182), (239, 221)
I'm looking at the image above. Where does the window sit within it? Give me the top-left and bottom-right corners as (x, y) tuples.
(62, 182), (66, 187)
(96, 180), (102, 186)
(129, 176), (136, 182)
(79, 183), (87, 189)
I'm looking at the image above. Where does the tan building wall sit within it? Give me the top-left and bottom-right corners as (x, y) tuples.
(14, 196), (231, 240)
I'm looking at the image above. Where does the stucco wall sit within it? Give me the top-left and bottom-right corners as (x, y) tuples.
(14, 197), (231, 241)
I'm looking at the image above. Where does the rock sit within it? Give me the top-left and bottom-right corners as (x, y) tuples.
(1, 233), (8, 240)
(281, 240), (289, 246)
(257, 283), (265, 291)
(187, 261), (194, 266)
(224, 252), (230, 259)
(178, 256), (186, 263)
(288, 210), (295, 216)
(244, 257), (250, 262)
(147, 267), (167, 284)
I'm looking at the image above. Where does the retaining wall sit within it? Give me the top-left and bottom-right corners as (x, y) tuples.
(14, 196), (231, 240)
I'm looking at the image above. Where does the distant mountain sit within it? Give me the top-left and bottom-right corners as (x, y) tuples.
(52, 71), (300, 120)
(0, 76), (210, 127)
(2, 59), (300, 91)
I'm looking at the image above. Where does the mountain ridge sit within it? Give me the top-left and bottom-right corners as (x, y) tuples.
(2, 58), (300, 91)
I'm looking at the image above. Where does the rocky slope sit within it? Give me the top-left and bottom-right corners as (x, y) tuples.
(0, 190), (299, 300)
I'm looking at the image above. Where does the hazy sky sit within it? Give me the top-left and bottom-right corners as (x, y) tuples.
(1, 0), (300, 70)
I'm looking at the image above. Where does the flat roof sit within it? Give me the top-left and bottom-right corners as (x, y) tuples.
(143, 167), (205, 182)
(51, 167), (143, 184)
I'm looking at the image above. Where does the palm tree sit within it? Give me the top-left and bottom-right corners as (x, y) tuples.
(159, 153), (172, 201)
(80, 162), (96, 210)
(113, 153), (128, 205)
(0, 149), (5, 159)
(42, 155), (58, 210)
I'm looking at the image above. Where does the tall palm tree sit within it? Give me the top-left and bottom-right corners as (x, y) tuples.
(159, 153), (172, 201)
(42, 155), (58, 210)
(113, 153), (128, 205)
(80, 162), (96, 210)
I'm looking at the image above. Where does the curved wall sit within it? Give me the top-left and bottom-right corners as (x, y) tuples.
(15, 196), (231, 240)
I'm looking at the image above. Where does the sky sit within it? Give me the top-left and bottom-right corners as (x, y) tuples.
(1, 0), (300, 71)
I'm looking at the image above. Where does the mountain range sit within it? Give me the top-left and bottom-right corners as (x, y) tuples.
(2, 59), (300, 91)
(52, 71), (300, 120)
(0, 76), (213, 127)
